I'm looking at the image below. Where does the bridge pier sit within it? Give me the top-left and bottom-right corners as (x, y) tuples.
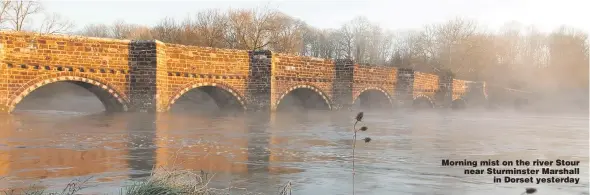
(395, 68), (415, 108)
(127, 40), (169, 113)
(332, 59), (355, 110)
(247, 50), (273, 112)
(435, 70), (454, 108)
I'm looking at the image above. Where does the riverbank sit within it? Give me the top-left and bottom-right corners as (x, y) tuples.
(3, 167), (293, 195)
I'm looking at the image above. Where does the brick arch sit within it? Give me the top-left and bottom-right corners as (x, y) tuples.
(8, 74), (129, 113)
(275, 84), (332, 110)
(167, 81), (246, 111)
(352, 87), (394, 106)
(413, 94), (434, 107)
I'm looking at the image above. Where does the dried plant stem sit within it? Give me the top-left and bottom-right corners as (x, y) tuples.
(352, 120), (359, 195)
(351, 112), (370, 195)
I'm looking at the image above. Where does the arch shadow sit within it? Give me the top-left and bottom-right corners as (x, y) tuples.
(275, 85), (332, 111)
(167, 82), (246, 112)
(9, 76), (129, 113)
(451, 98), (467, 110)
(352, 87), (394, 110)
(413, 95), (434, 109)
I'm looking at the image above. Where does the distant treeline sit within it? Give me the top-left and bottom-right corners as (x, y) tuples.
(0, 1), (588, 95)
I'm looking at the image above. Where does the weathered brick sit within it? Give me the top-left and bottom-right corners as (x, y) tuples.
(351, 64), (397, 108)
(0, 31), (479, 113)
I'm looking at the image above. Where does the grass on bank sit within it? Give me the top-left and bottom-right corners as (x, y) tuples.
(2, 166), (293, 195)
(2, 176), (92, 195)
(122, 166), (291, 195)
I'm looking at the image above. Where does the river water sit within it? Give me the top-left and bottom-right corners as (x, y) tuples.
(0, 108), (587, 195)
(0, 83), (588, 195)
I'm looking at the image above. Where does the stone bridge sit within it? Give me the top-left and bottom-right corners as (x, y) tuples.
(0, 31), (488, 113)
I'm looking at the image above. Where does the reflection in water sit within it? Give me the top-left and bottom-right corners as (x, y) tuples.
(0, 109), (587, 194)
(127, 113), (157, 179)
(0, 113), (130, 191)
(154, 114), (250, 174)
(246, 115), (269, 173)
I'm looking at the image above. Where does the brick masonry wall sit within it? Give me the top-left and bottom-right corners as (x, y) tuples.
(332, 59), (354, 110)
(436, 71), (454, 106)
(247, 50), (272, 111)
(395, 68), (414, 106)
(352, 65), (397, 105)
(271, 53), (334, 110)
(155, 41), (169, 112)
(413, 72), (440, 101)
(128, 40), (159, 112)
(452, 79), (467, 101)
(0, 31), (487, 113)
(164, 44), (250, 110)
(0, 31), (131, 113)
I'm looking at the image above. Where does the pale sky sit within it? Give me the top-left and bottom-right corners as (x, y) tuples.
(39, 0), (589, 33)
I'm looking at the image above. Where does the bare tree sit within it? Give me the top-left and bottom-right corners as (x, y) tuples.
(0, 0), (11, 29)
(366, 25), (394, 65)
(110, 19), (133, 39)
(78, 21), (151, 40)
(350, 17), (372, 63)
(300, 26), (317, 56)
(38, 12), (75, 34)
(55, 6), (585, 96)
(392, 30), (423, 69)
(7, 0), (42, 31)
(268, 13), (306, 54)
(336, 23), (354, 59)
(177, 16), (198, 45)
(226, 7), (280, 50)
(441, 19), (478, 75)
(547, 27), (589, 89)
(421, 18), (478, 74)
(127, 24), (153, 40)
(301, 27), (339, 58)
(414, 24), (439, 65)
(151, 17), (182, 43)
(79, 23), (112, 38)
(193, 9), (228, 47)
(520, 26), (549, 68)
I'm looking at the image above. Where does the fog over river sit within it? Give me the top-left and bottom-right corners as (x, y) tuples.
(0, 82), (587, 195)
